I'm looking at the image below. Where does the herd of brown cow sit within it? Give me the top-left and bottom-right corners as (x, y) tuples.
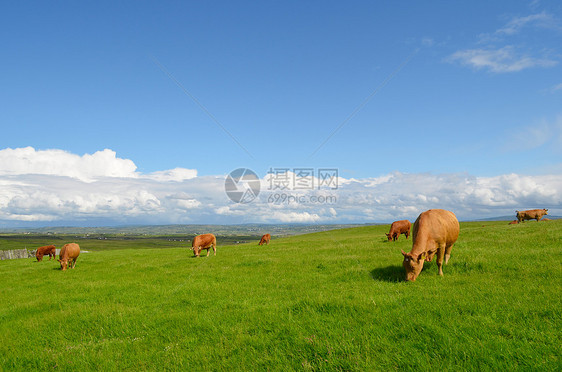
(33, 209), (549, 280)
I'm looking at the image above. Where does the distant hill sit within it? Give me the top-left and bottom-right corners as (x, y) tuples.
(0, 223), (378, 236)
(473, 215), (561, 221)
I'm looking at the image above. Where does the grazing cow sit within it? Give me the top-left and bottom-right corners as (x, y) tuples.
(259, 234), (271, 246)
(58, 243), (80, 271)
(516, 209), (548, 223)
(36, 245), (56, 261)
(401, 209), (459, 282)
(191, 234), (216, 257)
(385, 220), (411, 242)
(508, 220), (518, 225)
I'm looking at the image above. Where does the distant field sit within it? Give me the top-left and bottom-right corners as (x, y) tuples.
(0, 234), (261, 251)
(1, 220), (560, 370)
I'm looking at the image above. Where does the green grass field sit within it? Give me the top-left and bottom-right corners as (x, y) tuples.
(1, 221), (560, 371)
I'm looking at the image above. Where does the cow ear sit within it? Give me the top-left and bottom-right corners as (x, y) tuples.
(417, 253), (425, 262)
(401, 250), (407, 257)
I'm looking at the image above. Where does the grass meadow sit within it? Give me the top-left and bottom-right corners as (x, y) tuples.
(0, 221), (560, 371)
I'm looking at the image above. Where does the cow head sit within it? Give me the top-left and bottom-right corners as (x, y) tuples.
(191, 246), (200, 257)
(58, 259), (68, 271)
(385, 233), (392, 241)
(401, 250), (425, 282)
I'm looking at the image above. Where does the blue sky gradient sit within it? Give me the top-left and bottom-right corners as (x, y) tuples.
(0, 1), (561, 225)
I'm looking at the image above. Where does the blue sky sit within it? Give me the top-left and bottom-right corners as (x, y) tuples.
(0, 1), (561, 226)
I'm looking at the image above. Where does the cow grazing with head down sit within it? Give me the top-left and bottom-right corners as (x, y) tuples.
(36, 245), (56, 261)
(191, 234), (216, 257)
(385, 220), (411, 242)
(58, 243), (80, 271)
(516, 209), (548, 223)
(508, 220), (518, 225)
(401, 209), (459, 282)
(259, 234), (271, 246)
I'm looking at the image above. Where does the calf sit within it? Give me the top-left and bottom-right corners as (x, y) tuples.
(516, 209), (548, 223)
(36, 245), (56, 261)
(191, 234), (216, 257)
(401, 209), (459, 281)
(259, 234), (271, 246)
(385, 220), (411, 241)
(508, 220), (518, 225)
(58, 243), (80, 271)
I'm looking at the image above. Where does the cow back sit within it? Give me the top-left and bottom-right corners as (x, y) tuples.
(192, 234), (216, 248)
(60, 243), (80, 260)
(412, 209), (459, 251)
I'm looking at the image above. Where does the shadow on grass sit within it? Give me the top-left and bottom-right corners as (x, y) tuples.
(370, 265), (405, 282)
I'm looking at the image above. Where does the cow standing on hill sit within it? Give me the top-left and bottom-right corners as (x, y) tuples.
(259, 234), (271, 246)
(385, 220), (411, 242)
(191, 234), (217, 257)
(401, 209), (459, 282)
(516, 209), (548, 223)
(36, 245), (56, 261)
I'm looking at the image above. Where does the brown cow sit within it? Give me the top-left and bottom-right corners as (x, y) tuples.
(541, 218), (551, 221)
(401, 209), (459, 282)
(516, 209), (548, 223)
(58, 243), (80, 271)
(191, 234), (216, 257)
(508, 220), (518, 225)
(36, 245), (56, 261)
(385, 220), (411, 241)
(259, 234), (271, 246)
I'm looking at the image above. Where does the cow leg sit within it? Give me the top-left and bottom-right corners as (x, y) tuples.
(436, 244), (446, 276)
(206, 247), (210, 257)
(212, 243), (216, 255)
(444, 244), (453, 265)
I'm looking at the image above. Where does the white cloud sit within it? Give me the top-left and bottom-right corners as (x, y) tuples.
(496, 12), (560, 35)
(0, 147), (138, 182)
(496, 12), (556, 35)
(146, 168), (197, 182)
(449, 11), (560, 73)
(0, 147), (561, 225)
(448, 46), (557, 73)
(0, 147), (198, 183)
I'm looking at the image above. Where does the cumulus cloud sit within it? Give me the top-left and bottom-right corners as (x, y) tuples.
(0, 147), (561, 225)
(146, 168), (197, 182)
(0, 147), (197, 183)
(0, 147), (138, 182)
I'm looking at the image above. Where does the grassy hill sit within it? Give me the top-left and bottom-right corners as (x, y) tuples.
(0, 220), (560, 370)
